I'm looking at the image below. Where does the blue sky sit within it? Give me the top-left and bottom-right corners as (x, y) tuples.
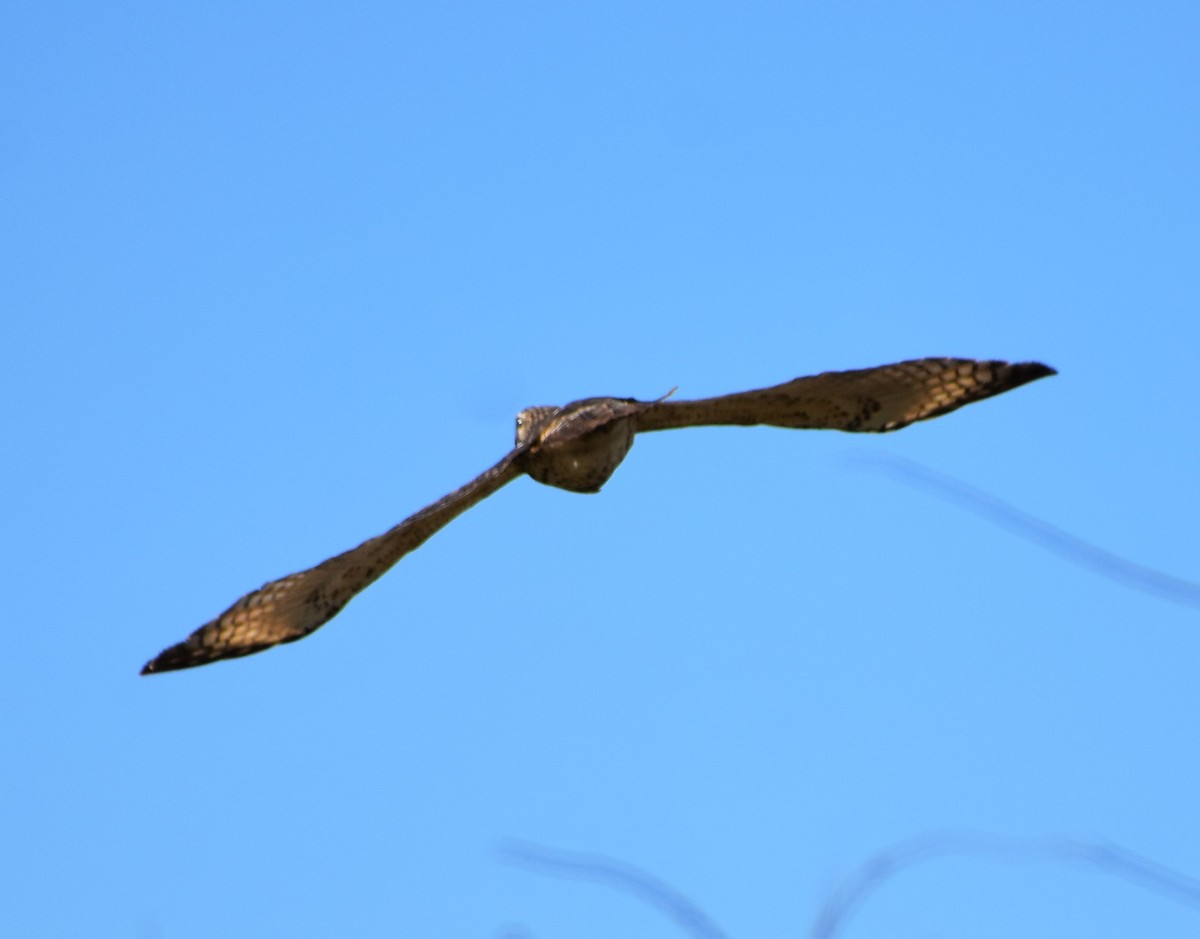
(3, 2), (1199, 936)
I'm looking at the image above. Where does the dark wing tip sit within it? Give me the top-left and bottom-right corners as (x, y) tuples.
(140, 641), (204, 676)
(139, 638), (275, 675)
(978, 359), (1055, 397)
(1009, 361), (1057, 383)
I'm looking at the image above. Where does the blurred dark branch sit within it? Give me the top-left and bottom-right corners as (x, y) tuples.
(845, 452), (1200, 610)
(813, 830), (1200, 938)
(498, 839), (730, 939)
(502, 832), (1200, 939)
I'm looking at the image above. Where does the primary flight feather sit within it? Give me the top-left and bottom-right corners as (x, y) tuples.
(142, 357), (1054, 674)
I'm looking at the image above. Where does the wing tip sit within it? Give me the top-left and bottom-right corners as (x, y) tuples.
(1017, 360), (1057, 377)
(1005, 360), (1057, 389)
(139, 642), (195, 676)
(139, 634), (286, 675)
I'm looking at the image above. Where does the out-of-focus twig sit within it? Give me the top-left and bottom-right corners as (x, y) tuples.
(813, 830), (1200, 938)
(844, 451), (1200, 609)
(498, 839), (730, 939)
(502, 832), (1200, 939)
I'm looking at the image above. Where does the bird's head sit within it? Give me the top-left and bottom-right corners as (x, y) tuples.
(514, 406), (560, 446)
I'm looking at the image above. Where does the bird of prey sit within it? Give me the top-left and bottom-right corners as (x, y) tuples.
(141, 357), (1054, 674)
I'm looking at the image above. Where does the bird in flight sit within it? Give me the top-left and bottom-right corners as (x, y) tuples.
(141, 357), (1054, 674)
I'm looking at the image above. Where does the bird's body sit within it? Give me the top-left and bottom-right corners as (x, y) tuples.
(141, 357), (1054, 674)
(518, 396), (648, 493)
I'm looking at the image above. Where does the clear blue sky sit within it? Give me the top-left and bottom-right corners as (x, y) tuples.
(3, 3), (1199, 937)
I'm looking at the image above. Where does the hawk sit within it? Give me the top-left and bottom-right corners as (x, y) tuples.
(141, 357), (1054, 674)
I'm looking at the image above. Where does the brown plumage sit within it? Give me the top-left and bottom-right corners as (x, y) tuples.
(141, 357), (1054, 674)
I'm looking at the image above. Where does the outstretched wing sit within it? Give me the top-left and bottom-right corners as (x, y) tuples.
(141, 451), (526, 674)
(635, 358), (1055, 434)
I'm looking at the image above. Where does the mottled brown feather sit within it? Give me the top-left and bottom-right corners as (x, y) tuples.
(141, 452), (525, 674)
(634, 358), (1055, 434)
